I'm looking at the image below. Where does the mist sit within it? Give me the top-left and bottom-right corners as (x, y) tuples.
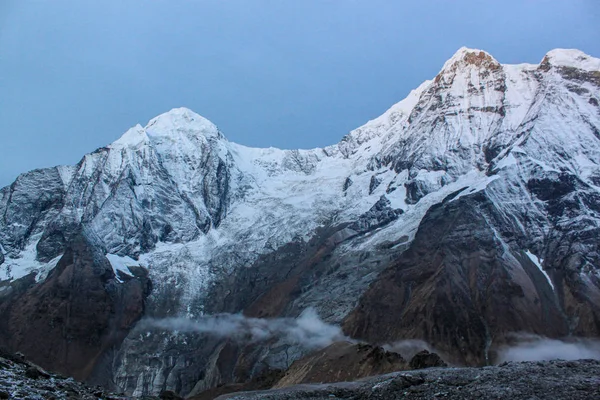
(497, 334), (600, 363)
(137, 308), (350, 350)
(383, 340), (434, 360)
(138, 311), (600, 364)
(382, 335), (600, 365)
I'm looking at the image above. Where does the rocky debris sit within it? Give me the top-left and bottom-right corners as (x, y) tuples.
(217, 359), (600, 400)
(408, 350), (447, 370)
(24, 365), (50, 380)
(0, 351), (148, 400)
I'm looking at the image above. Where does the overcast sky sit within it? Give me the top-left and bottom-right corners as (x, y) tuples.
(1, 0), (599, 187)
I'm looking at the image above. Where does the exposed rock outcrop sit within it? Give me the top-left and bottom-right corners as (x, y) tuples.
(0, 349), (150, 400)
(273, 342), (407, 389)
(0, 232), (151, 382)
(408, 350), (447, 369)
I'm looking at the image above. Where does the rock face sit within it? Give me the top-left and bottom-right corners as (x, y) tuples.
(0, 349), (157, 400)
(272, 342), (407, 389)
(343, 190), (570, 366)
(0, 231), (151, 382)
(1, 48), (600, 396)
(217, 360), (600, 400)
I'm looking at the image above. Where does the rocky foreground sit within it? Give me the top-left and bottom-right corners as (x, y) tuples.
(218, 360), (600, 400)
(1, 347), (599, 399)
(0, 351), (163, 400)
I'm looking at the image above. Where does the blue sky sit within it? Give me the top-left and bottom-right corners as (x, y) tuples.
(1, 0), (599, 187)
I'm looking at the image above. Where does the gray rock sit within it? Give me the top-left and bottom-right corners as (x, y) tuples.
(0, 352), (158, 400)
(408, 350), (447, 370)
(217, 360), (600, 400)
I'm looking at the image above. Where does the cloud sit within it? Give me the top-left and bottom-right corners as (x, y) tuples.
(383, 340), (434, 360)
(137, 308), (349, 350)
(497, 334), (600, 363)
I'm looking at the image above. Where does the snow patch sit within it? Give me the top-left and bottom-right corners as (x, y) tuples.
(451, 172), (498, 201)
(56, 165), (76, 188)
(0, 241), (62, 282)
(106, 254), (138, 283)
(494, 153), (518, 170)
(525, 250), (554, 291)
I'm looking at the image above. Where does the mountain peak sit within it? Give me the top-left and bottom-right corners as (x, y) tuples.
(145, 107), (224, 140)
(441, 47), (500, 73)
(541, 49), (600, 72)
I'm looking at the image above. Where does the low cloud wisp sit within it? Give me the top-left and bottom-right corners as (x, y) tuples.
(497, 334), (600, 363)
(137, 308), (349, 350)
(383, 340), (434, 360)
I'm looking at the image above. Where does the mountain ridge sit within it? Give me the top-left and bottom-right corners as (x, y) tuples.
(1, 47), (599, 397)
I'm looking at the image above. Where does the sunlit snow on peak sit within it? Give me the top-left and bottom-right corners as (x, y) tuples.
(542, 49), (600, 72)
(145, 107), (223, 140)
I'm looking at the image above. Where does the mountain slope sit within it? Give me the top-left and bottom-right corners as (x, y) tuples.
(1, 47), (599, 396)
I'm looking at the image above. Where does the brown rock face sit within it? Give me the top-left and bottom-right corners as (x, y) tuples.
(273, 341), (407, 389)
(0, 233), (151, 381)
(433, 49), (501, 85)
(343, 191), (575, 366)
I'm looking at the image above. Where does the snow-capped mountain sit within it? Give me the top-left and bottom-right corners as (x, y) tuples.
(1, 47), (599, 396)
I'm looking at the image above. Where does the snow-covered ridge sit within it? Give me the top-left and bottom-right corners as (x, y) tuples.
(543, 48), (600, 71)
(106, 47), (599, 162)
(1, 47), (599, 299)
